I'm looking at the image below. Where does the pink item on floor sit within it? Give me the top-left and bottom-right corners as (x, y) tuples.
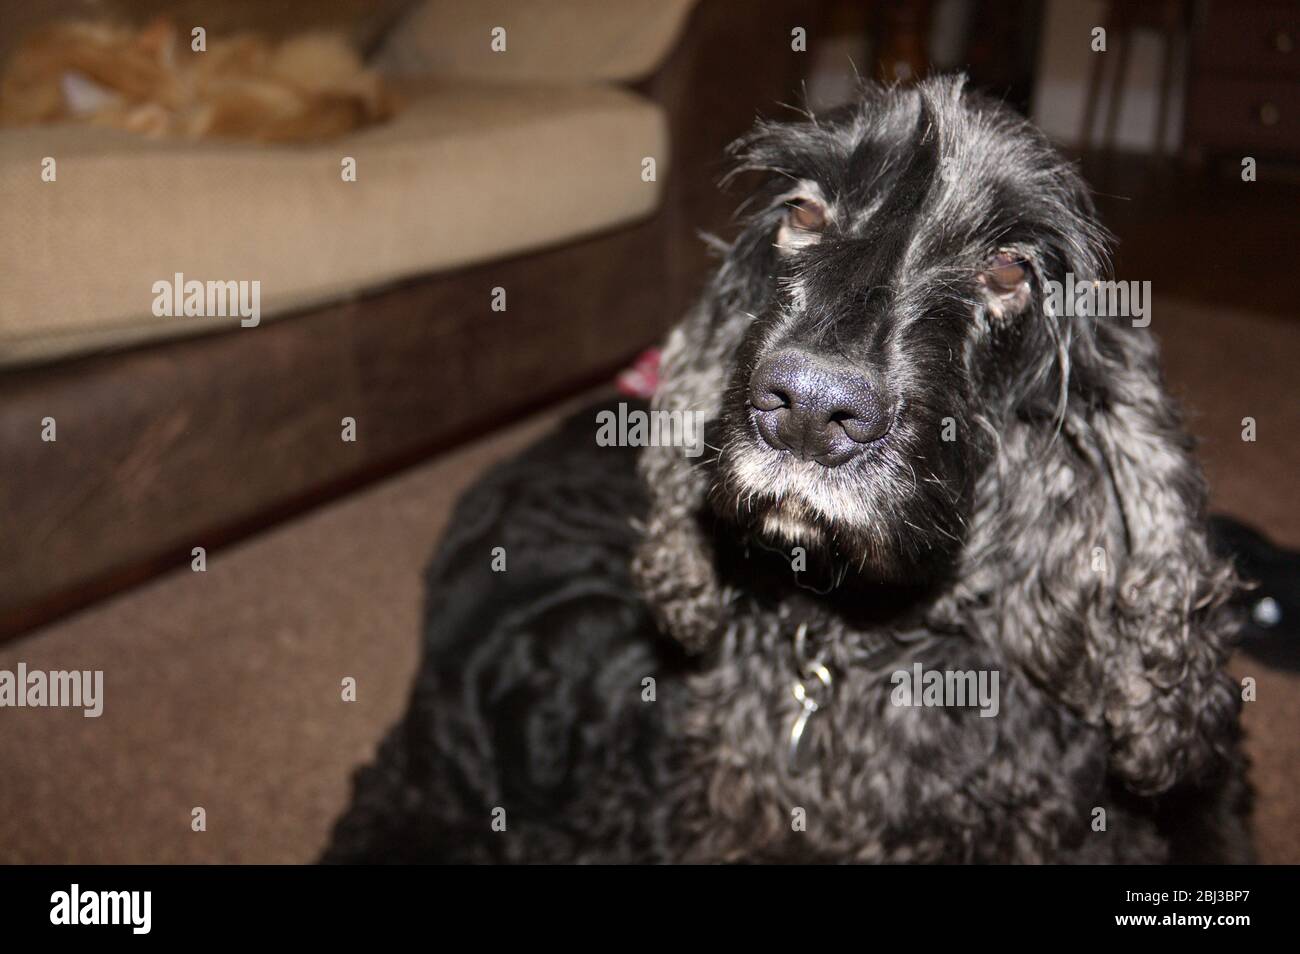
(615, 347), (661, 398)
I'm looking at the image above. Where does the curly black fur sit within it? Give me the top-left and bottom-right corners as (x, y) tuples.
(325, 78), (1251, 863)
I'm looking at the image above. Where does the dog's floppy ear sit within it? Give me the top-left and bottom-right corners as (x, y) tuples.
(975, 155), (1243, 793)
(1062, 327), (1242, 794)
(987, 238), (1242, 794)
(631, 317), (732, 655)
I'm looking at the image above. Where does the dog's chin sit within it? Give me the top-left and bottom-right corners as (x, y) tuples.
(714, 488), (909, 584)
(756, 503), (827, 549)
(710, 439), (969, 586)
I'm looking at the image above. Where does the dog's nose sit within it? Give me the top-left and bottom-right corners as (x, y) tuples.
(749, 349), (892, 465)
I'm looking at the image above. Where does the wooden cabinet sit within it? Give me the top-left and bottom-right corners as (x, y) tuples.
(1185, 1), (1300, 159)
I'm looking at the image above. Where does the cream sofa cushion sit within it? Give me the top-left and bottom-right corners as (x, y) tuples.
(0, 81), (667, 366)
(377, 0), (698, 83)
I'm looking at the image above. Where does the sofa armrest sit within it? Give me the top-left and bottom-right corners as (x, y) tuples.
(375, 0), (698, 83)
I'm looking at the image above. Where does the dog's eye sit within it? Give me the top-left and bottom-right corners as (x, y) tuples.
(978, 249), (1033, 319)
(776, 190), (829, 253)
(984, 250), (1027, 293)
(785, 197), (827, 233)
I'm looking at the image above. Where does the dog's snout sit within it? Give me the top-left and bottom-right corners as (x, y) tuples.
(749, 349), (892, 465)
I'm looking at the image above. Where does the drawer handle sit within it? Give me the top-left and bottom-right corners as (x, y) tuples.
(1274, 31), (1293, 54)
(1258, 102), (1280, 126)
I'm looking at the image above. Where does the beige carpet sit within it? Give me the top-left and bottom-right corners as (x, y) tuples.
(0, 299), (1296, 863)
(1158, 302), (1300, 865)
(0, 396), (580, 863)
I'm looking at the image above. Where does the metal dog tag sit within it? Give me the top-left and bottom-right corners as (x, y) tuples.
(787, 660), (833, 776)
